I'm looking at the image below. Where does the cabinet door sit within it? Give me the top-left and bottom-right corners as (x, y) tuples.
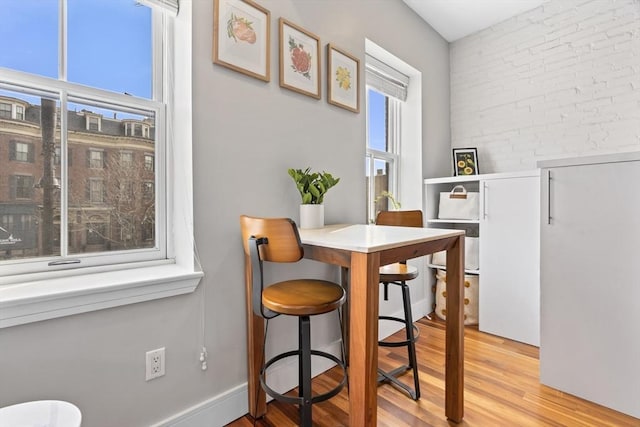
(540, 161), (640, 418)
(479, 176), (540, 346)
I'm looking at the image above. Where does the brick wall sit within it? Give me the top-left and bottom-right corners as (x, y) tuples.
(450, 0), (640, 173)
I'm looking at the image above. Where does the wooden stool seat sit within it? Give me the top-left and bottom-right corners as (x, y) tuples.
(262, 279), (346, 316)
(379, 263), (419, 282)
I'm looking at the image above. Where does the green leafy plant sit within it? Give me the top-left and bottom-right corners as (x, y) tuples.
(288, 167), (340, 204)
(375, 191), (401, 210)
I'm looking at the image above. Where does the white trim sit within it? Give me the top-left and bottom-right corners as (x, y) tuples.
(0, 264), (203, 328)
(150, 383), (248, 427)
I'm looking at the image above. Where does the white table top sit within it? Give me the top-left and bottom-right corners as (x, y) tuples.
(298, 224), (464, 253)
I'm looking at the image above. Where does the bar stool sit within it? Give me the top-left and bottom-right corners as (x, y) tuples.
(240, 215), (347, 427)
(375, 209), (423, 400)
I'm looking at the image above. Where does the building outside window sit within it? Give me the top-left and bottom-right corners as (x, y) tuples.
(15, 105), (24, 120)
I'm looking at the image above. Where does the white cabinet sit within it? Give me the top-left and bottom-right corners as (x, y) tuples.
(539, 152), (640, 418)
(479, 174), (540, 346)
(424, 171), (540, 346)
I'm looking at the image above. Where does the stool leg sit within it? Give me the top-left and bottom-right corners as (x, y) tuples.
(299, 316), (312, 427)
(401, 282), (421, 400)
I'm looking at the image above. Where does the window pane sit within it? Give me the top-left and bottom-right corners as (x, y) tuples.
(0, 0), (58, 78)
(68, 102), (156, 254)
(0, 90), (61, 259)
(67, 0), (152, 98)
(367, 89), (387, 151)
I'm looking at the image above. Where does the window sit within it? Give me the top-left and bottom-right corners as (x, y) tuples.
(120, 151), (133, 168)
(11, 175), (34, 199)
(0, 0), (201, 329)
(86, 223), (106, 246)
(142, 181), (154, 200)
(86, 115), (100, 132)
(10, 141), (34, 163)
(364, 44), (424, 224)
(88, 178), (105, 203)
(0, 103), (11, 118)
(0, 0), (167, 274)
(88, 149), (105, 169)
(54, 146), (72, 166)
(365, 53), (410, 223)
(144, 154), (154, 171)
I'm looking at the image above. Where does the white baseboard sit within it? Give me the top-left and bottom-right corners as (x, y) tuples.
(153, 297), (428, 427)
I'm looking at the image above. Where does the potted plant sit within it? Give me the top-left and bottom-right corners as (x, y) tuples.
(288, 167), (340, 228)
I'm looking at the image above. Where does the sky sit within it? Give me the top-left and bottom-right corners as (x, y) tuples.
(0, 0), (151, 99)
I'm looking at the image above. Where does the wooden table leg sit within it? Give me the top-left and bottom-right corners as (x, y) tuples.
(445, 235), (465, 422)
(348, 252), (380, 427)
(340, 266), (350, 363)
(245, 254), (266, 418)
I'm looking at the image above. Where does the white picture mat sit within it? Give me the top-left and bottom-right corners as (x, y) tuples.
(216, 0), (268, 77)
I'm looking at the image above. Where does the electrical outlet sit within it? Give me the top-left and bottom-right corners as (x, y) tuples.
(145, 347), (165, 381)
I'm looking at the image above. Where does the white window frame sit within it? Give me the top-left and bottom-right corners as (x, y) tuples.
(365, 89), (401, 223)
(0, 0), (202, 329)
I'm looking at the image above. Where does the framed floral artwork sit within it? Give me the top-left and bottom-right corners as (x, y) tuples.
(213, 0), (270, 82)
(279, 18), (321, 99)
(327, 44), (360, 113)
(452, 148), (479, 176)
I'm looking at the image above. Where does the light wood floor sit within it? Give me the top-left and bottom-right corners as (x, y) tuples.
(226, 316), (639, 426)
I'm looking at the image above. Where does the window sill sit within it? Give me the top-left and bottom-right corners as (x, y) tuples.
(0, 264), (204, 328)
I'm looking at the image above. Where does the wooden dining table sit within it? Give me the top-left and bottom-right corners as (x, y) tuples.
(243, 223), (466, 426)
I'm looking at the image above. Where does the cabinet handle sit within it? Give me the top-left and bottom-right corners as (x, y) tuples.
(483, 182), (488, 219)
(547, 170), (553, 225)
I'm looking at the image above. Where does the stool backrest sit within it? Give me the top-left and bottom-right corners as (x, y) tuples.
(240, 215), (304, 262)
(375, 210), (423, 228)
(240, 215), (304, 319)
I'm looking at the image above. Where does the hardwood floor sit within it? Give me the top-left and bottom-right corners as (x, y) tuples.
(226, 316), (639, 426)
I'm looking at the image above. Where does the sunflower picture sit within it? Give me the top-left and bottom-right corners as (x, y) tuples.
(453, 148), (479, 176)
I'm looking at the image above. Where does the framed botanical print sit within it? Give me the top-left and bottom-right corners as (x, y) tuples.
(279, 18), (321, 99)
(327, 44), (360, 113)
(452, 148), (479, 176)
(213, 0), (270, 82)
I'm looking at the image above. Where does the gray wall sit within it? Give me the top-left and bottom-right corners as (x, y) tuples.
(0, 1), (450, 425)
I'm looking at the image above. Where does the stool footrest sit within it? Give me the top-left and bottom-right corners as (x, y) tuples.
(377, 366), (418, 400)
(261, 349), (347, 406)
(378, 315), (420, 347)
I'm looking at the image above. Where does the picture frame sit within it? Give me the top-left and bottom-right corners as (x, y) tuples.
(213, 0), (270, 82)
(279, 18), (321, 99)
(327, 44), (360, 113)
(452, 148), (479, 176)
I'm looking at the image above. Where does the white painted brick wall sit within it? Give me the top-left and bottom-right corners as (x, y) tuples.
(450, 0), (640, 173)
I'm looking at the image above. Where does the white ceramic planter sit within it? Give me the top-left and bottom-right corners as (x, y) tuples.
(299, 204), (324, 229)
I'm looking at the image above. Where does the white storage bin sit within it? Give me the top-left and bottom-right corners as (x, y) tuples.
(438, 185), (479, 220)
